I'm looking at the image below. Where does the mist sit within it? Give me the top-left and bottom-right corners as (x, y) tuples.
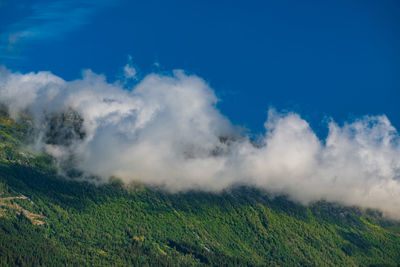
(1, 66), (399, 219)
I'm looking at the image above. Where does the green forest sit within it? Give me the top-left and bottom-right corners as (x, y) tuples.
(1, 113), (400, 266)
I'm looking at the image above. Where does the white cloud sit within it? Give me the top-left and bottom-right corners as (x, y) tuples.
(0, 0), (115, 59)
(123, 55), (137, 79)
(1, 66), (400, 219)
(124, 64), (136, 79)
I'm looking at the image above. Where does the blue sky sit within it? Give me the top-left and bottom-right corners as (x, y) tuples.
(1, 0), (399, 135)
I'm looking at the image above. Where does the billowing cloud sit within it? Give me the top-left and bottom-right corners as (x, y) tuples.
(0, 66), (400, 219)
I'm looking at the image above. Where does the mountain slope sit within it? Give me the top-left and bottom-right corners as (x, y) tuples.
(1, 114), (400, 266)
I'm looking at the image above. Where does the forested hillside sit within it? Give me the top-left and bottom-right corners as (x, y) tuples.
(1, 113), (400, 266)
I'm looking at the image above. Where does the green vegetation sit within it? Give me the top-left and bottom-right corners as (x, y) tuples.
(0, 113), (400, 266)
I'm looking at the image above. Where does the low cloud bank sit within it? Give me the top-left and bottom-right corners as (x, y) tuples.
(1, 66), (399, 218)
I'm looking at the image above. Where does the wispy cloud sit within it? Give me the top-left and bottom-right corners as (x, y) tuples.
(0, 0), (113, 60)
(123, 55), (137, 80)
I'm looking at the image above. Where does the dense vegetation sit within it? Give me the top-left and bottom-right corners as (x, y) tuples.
(1, 113), (400, 266)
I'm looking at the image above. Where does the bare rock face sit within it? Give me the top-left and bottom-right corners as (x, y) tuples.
(44, 108), (86, 147)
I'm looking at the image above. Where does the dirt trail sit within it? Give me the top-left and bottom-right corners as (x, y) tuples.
(0, 194), (45, 225)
